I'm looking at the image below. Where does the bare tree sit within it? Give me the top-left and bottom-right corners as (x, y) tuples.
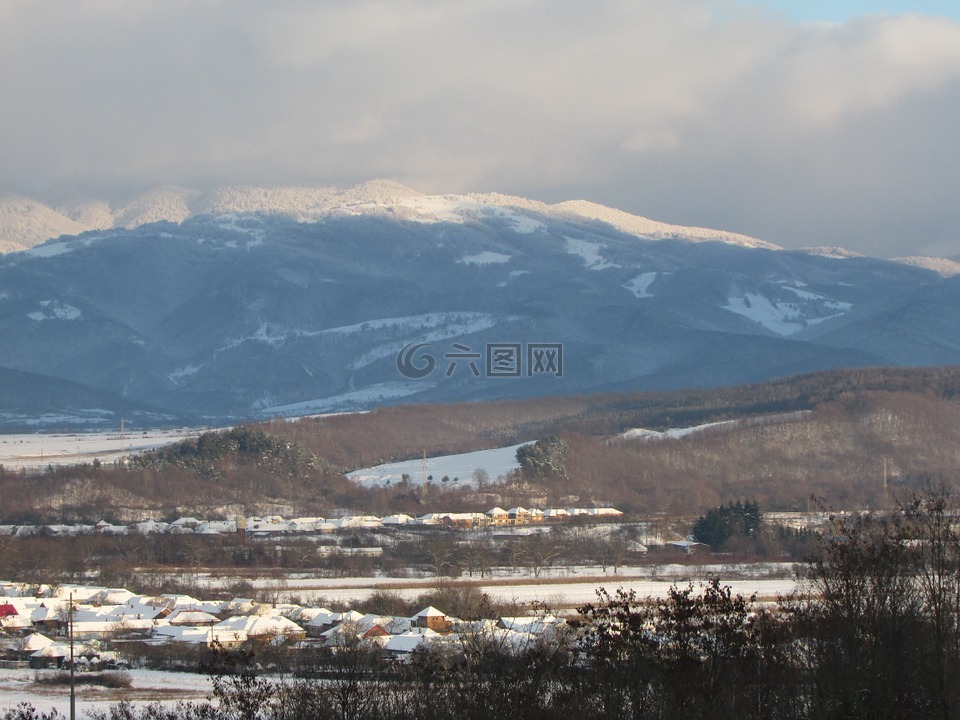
(472, 467), (490, 490)
(525, 533), (560, 579)
(425, 532), (457, 577)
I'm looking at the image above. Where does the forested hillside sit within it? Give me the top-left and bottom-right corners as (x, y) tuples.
(3, 366), (960, 522)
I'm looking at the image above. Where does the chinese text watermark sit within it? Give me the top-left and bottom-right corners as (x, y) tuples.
(396, 342), (563, 379)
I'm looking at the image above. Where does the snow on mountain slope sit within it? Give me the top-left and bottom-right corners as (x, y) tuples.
(891, 256), (960, 277)
(551, 199), (780, 250)
(27, 300), (83, 322)
(114, 186), (199, 228)
(8, 180), (958, 283)
(54, 198), (114, 229)
(624, 272), (658, 298)
(565, 237), (621, 270)
(617, 411), (812, 442)
(799, 247), (864, 259)
(0, 188), (951, 427)
(0, 195), (88, 253)
(722, 286), (852, 336)
(261, 382), (429, 416)
(346, 313), (503, 370)
(0, 180), (776, 253)
(458, 251), (512, 265)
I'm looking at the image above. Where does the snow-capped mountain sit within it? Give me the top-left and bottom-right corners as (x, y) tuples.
(0, 180), (776, 255)
(0, 182), (956, 428)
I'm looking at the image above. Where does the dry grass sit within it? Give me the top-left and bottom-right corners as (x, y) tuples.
(34, 671), (132, 689)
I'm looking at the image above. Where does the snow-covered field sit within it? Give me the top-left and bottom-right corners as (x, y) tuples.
(0, 428), (205, 470)
(166, 562), (800, 608)
(267, 575), (797, 608)
(347, 442), (528, 488)
(0, 668), (213, 716)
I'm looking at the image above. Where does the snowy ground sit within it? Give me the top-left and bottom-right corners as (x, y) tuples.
(159, 562), (800, 609)
(274, 575), (798, 608)
(0, 428), (206, 470)
(0, 668), (213, 716)
(347, 442), (528, 488)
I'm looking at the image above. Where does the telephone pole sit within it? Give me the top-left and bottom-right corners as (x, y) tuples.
(69, 592), (75, 720)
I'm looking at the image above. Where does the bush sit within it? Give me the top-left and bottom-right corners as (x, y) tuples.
(34, 671), (132, 688)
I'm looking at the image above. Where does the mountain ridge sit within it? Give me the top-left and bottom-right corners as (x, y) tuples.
(0, 180), (782, 255)
(0, 184), (957, 429)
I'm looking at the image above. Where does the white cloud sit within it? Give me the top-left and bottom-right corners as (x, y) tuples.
(0, 0), (958, 257)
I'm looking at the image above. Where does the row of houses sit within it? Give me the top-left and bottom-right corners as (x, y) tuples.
(0, 506), (623, 539)
(407, 506), (622, 528)
(0, 581), (565, 668)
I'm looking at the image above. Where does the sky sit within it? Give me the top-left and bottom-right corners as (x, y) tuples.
(1, 0), (959, 258)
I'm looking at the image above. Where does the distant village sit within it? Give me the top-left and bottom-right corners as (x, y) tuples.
(0, 506), (624, 538)
(0, 581), (565, 669)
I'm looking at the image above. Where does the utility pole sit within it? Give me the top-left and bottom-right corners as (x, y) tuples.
(69, 592), (75, 720)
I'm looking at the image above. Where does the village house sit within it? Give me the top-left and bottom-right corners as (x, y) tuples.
(412, 606), (452, 633)
(507, 507), (531, 525)
(486, 507), (510, 525)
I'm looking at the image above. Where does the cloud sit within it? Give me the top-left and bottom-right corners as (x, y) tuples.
(0, 0), (958, 257)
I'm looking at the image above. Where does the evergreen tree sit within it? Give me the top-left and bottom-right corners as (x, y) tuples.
(692, 500), (762, 547)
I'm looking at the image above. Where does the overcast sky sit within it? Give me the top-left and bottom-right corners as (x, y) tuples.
(1, 0), (958, 258)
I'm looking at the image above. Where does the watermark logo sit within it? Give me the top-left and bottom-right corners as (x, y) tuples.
(396, 342), (436, 379)
(397, 341), (563, 379)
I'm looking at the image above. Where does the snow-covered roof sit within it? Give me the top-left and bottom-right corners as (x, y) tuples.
(31, 643), (70, 658)
(90, 588), (137, 605)
(155, 625), (245, 645)
(383, 629), (440, 654)
(588, 507), (623, 516)
(21, 633), (55, 651)
(132, 520), (169, 534)
(30, 605), (58, 622)
(0, 614), (32, 629)
(412, 606), (446, 619)
(497, 615), (563, 635)
(169, 610), (220, 625)
(304, 611), (339, 628)
(215, 614), (304, 638)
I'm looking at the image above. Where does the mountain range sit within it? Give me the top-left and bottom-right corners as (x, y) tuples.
(1, 180), (958, 429)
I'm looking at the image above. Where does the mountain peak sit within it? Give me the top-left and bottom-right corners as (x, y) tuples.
(891, 256), (960, 277)
(0, 180), (774, 254)
(1, 190), (958, 428)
